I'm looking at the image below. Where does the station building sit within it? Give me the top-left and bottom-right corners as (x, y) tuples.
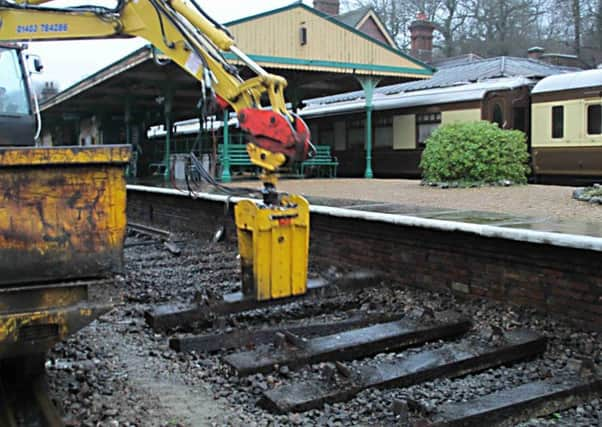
(39, 1), (433, 179)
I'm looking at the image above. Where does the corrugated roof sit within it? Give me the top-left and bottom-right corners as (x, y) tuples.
(532, 69), (602, 94)
(431, 53), (484, 68)
(41, 45), (154, 111)
(301, 77), (534, 118)
(305, 56), (578, 106)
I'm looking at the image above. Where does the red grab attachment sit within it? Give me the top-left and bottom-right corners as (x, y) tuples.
(238, 108), (312, 164)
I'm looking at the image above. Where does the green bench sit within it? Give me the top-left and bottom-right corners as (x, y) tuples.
(297, 145), (338, 178)
(217, 144), (259, 176)
(217, 144), (338, 179)
(149, 162), (167, 175)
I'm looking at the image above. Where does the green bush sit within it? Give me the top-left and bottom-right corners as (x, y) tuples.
(419, 121), (531, 185)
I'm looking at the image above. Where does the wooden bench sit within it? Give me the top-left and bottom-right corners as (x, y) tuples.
(217, 144), (259, 176)
(297, 145), (338, 178)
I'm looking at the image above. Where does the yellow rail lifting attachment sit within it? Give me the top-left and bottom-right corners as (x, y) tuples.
(235, 192), (310, 302)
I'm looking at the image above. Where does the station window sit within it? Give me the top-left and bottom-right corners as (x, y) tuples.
(300, 26), (308, 46)
(416, 112), (441, 146)
(347, 118), (366, 148)
(318, 123), (333, 148)
(374, 116), (393, 148)
(587, 105), (601, 135)
(552, 106), (564, 139)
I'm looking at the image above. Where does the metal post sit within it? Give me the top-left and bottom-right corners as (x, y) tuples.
(124, 98), (133, 178)
(364, 104), (374, 179)
(358, 77), (380, 179)
(125, 98), (132, 146)
(163, 87), (173, 180)
(94, 111), (103, 146)
(220, 109), (232, 183)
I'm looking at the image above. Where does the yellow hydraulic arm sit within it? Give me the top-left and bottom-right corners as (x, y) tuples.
(0, 0), (312, 301)
(0, 0), (312, 171)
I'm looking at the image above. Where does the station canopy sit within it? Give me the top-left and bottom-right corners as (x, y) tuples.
(41, 3), (433, 125)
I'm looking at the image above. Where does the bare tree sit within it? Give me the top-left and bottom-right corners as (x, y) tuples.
(597, 0), (602, 50)
(572, 0), (583, 57)
(433, 0), (470, 56)
(340, 0), (602, 62)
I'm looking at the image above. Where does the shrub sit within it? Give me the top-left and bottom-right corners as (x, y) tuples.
(573, 184), (602, 203)
(419, 121), (531, 185)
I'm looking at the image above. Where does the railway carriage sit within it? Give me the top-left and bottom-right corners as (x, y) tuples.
(530, 69), (602, 183)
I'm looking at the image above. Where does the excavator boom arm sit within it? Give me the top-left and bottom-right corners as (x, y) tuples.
(0, 0), (312, 167)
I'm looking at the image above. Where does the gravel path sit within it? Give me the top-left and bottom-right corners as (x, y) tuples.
(47, 233), (602, 426)
(227, 179), (601, 223)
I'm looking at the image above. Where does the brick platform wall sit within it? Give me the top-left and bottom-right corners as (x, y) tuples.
(127, 190), (602, 329)
(311, 214), (602, 327)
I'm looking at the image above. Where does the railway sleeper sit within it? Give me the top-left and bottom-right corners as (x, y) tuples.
(417, 376), (602, 427)
(259, 329), (547, 413)
(170, 311), (409, 353)
(224, 311), (471, 376)
(145, 270), (384, 332)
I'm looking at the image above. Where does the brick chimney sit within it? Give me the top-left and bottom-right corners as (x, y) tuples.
(40, 81), (59, 101)
(409, 12), (435, 63)
(314, 0), (340, 16)
(528, 47), (545, 61)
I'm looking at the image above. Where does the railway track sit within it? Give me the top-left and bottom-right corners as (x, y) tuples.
(157, 293), (598, 425)
(116, 224), (600, 426)
(41, 222), (602, 425)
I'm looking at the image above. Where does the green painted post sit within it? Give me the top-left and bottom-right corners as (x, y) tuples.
(163, 112), (171, 180)
(220, 110), (232, 183)
(163, 88), (173, 180)
(364, 104), (374, 179)
(358, 77), (380, 179)
(124, 98), (133, 177)
(125, 99), (131, 146)
(94, 111), (104, 146)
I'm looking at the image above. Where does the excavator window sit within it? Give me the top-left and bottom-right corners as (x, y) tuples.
(0, 48), (30, 116)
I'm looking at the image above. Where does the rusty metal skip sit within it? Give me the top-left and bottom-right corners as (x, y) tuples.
(0, 146), (130, 425)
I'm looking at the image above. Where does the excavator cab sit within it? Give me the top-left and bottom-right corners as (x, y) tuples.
(0, 44), (35, 146)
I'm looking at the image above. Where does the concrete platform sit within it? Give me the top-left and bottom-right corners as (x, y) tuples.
(301, 196), (602, 239)
(129, 178), (602, 239)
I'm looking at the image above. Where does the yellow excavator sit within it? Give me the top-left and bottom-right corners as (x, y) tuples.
(1, 1), (313, 425)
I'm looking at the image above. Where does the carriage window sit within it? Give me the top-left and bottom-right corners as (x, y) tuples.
(552, 106), (564, 139)
(587, 105), (601, 135)
(416, 112), (441, 146)
(513, 107), (527, 132)
(492, 103), (504, 128)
